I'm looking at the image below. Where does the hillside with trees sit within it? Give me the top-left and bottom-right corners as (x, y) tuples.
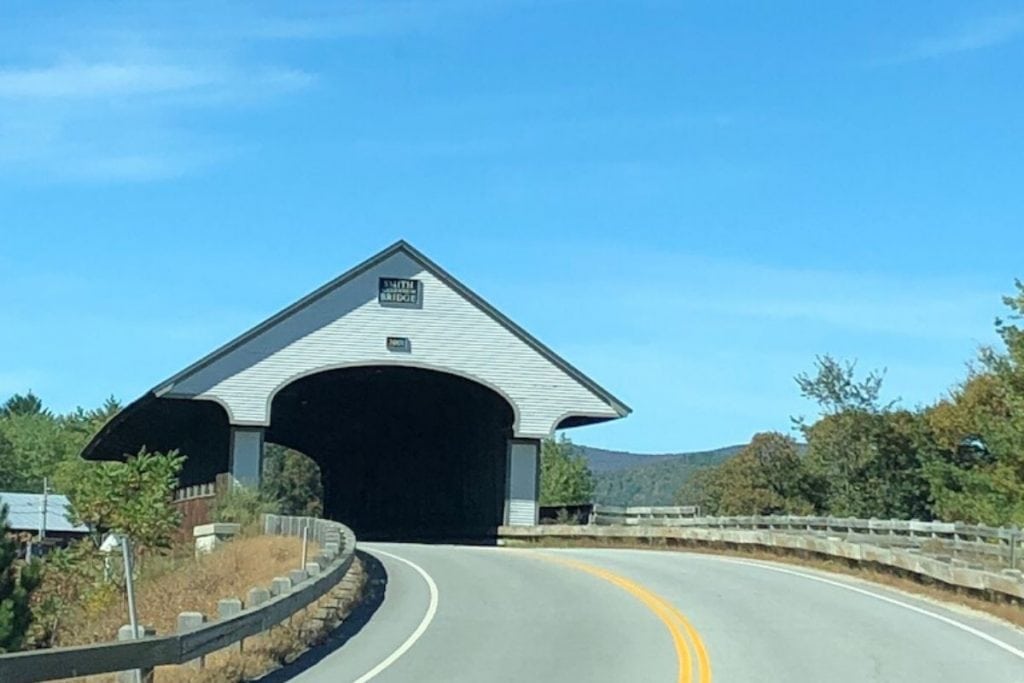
(587, 446), (743, 506)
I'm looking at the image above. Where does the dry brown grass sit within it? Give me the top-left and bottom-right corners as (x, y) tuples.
(58, 540), (366, 683)
(154, 556), (367, 683)
(65, 535), (316, 647)
(511, 536), (1024, 629)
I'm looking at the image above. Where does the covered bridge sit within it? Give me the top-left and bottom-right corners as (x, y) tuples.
(82, 241), (629, 538)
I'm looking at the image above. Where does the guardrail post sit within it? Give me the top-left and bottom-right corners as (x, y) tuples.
(177, 612), (206, 669)
(116, 624), (155, 683)
(1011, 529), (1020, 570)
(218, 599), (244, 652)
(247, 586), (271, 607)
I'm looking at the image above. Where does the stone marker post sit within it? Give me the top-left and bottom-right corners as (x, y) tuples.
(218, 598), (244, 652)
(177, 612), (206, 669)
(117, 624), (156, 683)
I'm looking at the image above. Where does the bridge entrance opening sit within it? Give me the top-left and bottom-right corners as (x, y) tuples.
(267, 366), (515, 540)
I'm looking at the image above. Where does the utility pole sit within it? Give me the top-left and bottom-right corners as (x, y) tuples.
(40, 477), (48, 542)
(120, 535), (142, 683)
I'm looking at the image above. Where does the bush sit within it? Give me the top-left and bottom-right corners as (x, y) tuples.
(211, 486), (280, 530)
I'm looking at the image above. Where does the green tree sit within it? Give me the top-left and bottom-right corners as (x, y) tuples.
(676, 466), (724, 513)
(27, 541), (104, 648)
(0, 412), (83, 492)
(801, 409), (931, 518)
(0, 504), (42, 652)
(540, 436), (594, 506)
(64, 449), (184, 552)
(794, 355), (891, 416)
(0, 392), (112, 493)
(918, 282), (1024, 525)
(1, 392), (48, 418)
(261, 444), (323, 516)
(211, 485), (280, 528)
(795, 356), (931, 519)
(677, 433), (814, 515)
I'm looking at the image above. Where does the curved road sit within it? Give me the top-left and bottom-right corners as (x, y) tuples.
(287, 544), (1024, 682)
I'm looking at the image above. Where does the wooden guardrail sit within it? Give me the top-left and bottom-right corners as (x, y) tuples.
(499, 523), (1024, 602)
(591, 506), (1023, 569)
(0, 514), (358, 683)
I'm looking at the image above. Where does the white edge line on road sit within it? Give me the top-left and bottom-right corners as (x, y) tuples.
(352, 548), (440, 683)
(702, 554), (1024, 661)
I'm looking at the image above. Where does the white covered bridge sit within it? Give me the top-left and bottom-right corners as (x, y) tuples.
(83, 241), (629, 538)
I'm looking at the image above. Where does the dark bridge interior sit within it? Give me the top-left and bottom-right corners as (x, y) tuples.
(84, 366), (515, 540)
(268, 366), (514, 539)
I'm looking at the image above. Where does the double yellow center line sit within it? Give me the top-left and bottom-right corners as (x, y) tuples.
(531, 553), (712, 683)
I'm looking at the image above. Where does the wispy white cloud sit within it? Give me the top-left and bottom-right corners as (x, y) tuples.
(0, 63), (218, 99)
(0, 61), (314, 101)
(0, 55), (314, 181)
(886, 13), (1024, 64)
(0, 1), (530, 182)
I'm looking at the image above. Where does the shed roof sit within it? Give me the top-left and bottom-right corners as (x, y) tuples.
(0, 492), (88, 534)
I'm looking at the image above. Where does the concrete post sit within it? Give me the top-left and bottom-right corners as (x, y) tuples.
(306, 562), (322, 576)
(117, 624), (156, 683)
(289, 569), (308, 586)
(176, 612), (206, 669)
(247, 586), (271, 607)
(1010, 529), (1019, 570)
(218, 598), (244, 652)
(271, 576), (293, 596)
(230, 427), (265, 487)
(193, 522), (241, 556)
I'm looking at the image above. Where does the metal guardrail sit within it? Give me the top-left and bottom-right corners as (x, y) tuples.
(590, 506), (1023, 569)
(0, 514), (358, 683)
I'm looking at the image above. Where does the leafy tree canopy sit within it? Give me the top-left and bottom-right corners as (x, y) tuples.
(63, 449), (184, 551)
(678, 432), (814, 516)
(540, 436), (594, 506)
(261, 444), (323, 517)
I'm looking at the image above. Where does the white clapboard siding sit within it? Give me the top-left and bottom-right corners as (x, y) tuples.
(164, 247), (623, 438)
(508, 500), (538, 526)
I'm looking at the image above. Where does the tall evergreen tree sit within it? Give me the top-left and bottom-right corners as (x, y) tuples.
(1, 392), (48, 418)
(0, 504), (41, 653)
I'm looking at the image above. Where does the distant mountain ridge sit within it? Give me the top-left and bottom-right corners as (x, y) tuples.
(579, 444), (745, 506)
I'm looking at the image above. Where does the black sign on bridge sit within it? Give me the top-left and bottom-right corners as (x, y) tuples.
(379, 278), (422, 308)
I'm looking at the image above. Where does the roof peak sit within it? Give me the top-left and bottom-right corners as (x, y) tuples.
(152, 239), (630, 416)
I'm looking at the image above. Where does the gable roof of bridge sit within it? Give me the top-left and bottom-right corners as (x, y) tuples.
(152, 240), (631, 418)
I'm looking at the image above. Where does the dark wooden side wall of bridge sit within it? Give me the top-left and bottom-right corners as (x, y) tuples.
(172, 474), (230, 539)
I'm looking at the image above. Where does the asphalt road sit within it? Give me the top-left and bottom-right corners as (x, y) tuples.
(283, 543), (1024, 683)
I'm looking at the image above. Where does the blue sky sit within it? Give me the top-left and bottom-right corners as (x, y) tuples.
(2, 1), (1023, 453)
